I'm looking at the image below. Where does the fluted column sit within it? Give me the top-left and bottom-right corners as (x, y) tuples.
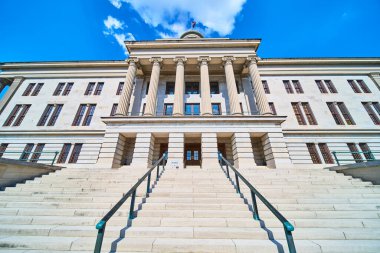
(144, 57), (162, 116)
(115, 58), (138, 116)
(199, 56), (212, 116)
(173, 57), (186, 116)
(0, 76), (24, 115)
(247, 56), (272, 115)
(222, 56), (241, 115)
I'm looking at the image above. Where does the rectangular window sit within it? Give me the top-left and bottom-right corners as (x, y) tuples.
(110, 104), (118, 116)
(337, 102), (355, 125)
(37, 104), (54, 126)
(164, 103), (173, 115)
(348, 80), (361, 93)
(82, 104), (96, 126)
(212, 103), (221, 115)
(53, 83), (65, 96)
(13, 105), (31, 126)
(116, 82), (124, 95)
(325, 80), (337, 93)
(210, 82), (220, 94)
(318, 143), (334, 164)
(327, 102), (344, 125)
(269, 102), (277, 115)
(301, 102), (317, 125)
(291, 103), (306, 125)
(185, 103), (200, 115)
(84, 82), (95, 95)
(72, 104), (87, 126)
(362, 102), (380, 125)
(94, 82), (104, 95)
(165, 82), (175, 95)
(315, 80), (327, 93)
(62, 83), (73, 96)
(68, 143), (82, 163)
(292, 80), (304, 93)
(30, 143), (45, 163)
(307, 143), (322, 164)
(347, 143), (362, 163)
(357, 80), (371, 93)
(185, 82), (200, 94)
(47, 104), (63, 126)
(31, 83), (44, 96)
(0, 143), (9, 158)
(372, 102), (380, 115)
(145, 82), (150, 95)
(262, 80), (270, 94)
(359, 143), (372, 160)
(57, 143), (72, 163)
(22, 83), (35, 96)
(3, 105), (22, 126)
(20, 143), (34, 161)
(283, 80), (294, 94)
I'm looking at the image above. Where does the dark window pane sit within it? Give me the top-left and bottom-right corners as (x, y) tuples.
(116, 82), (124, 95)
(20, 143), (34, 161)
(165, 82), (175, 95)
(307, 143), (322, 164)
(301, 102), (317, 125)
(0, 143), (9, 158)
(269, 102), (277, 115)
(30, 143), (45, 163)
(110, 104), (118, 116)
(37, 104), (54, 126)
(84, 82), (95, 95)
(327, 102), (344, 125)
(13, 105), (31, 126)
(337, 102), (355, 125)
(82, 104), (96, 126)
(359, 143), (372, 160)
(22, 83), (35, 96)
(348, 80), (361, 93)
(57, 143), (72, 163)
(324, 80), (337, 93)
(292, 80), (304, 93)
(357, 80), (371, 93)
(72, 104), (87, 126)
(347, 143), (362, 163)
(31, 83), (44, 96)
(262, 80), (270, 94)
(292, 103), (306, 125)
(94, 82), (104, 95)
(62, 83), (73, 96)
(185, 82), (200, 94)
(318, 143), (334, 164)
(210, 82), (219, 94)
(53, 83), (65, 96)
(315, 80), (327, 93)
(47, 104), (63, 126)
(164, 103), (173, 115)
(3, 105), (22, 126)
(283, 80), (294, 94)
(212, 103), (221, 115)
(69, 143), (82, 163)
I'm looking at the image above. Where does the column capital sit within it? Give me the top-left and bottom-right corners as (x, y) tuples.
(246, 55), (261, 65)
(173, 56), (187, 64)
(125, 57), (139, 65)
(222, 56), (236, 65)
(149, 57), (163, 65)
(198, 56), (211, 65)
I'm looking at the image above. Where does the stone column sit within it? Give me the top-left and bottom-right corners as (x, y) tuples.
(231, 132), (255, 169)
(0, 76), (24, 115)
(130, 132), (155, 169)
(199, 56), (212, 115)
(222, 56), (241, 115)
(97, 132), (125, 168)
(144, 57), (162, 116)
(261, 132), (292, 168)
(201, 133), (219, 168)
(115, 58), (138, 116)
(247, 56), (272, 115)
(167, 133), (184, 169)
(173, 57), (186, 116)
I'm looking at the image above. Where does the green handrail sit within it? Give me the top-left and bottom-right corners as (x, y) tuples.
(0, 151), (60, 165)
(218, 153), (296, 253)
(94, 152), (168, 253)
(331, 151), (379, 166)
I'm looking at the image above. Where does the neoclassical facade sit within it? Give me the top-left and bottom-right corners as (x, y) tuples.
(0, 31), (379, 169)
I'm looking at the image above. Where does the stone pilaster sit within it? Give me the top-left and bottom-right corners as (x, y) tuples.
(199, 56), (212, 116)
(167, 133), (184, 169)
(369, 72), (380, 90)
(261, 132), (292, 168)
(144, 57), (162, 116)
(246, 56), (272, 115)
(97, 133), (125, 168)
(201, 133), (219, 168)
(115, 58), (138, 116)
(173, 57), (186, 116)
(130, 133), (154, 169)
(222, 56), (241, 115)
(0, 76), (24, 115)
(231, 132), (255, 168)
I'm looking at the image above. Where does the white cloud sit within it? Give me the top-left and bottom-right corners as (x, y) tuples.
(104, 15), (124, 30)
(103, 15), (135, 56)
(110, 0), (246, 38)
(109, 0), (122, 9)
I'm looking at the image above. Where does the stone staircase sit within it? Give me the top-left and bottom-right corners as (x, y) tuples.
(0, 164), (379, 252)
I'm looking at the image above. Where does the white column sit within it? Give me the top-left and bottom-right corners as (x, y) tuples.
(97, 132), (125, 168)
(199, 56), (212, 116)
(247, 56), (272, 115)
(144, 57), (162, 116)
(222, 56), (241, 115)
(0, 76), (24, 115)
(167, 133), (184, 169)
(173, 57), (186, 116)
(115, 58), (138, 116)
(231, 132), (254, 169)
(261, 132), (292, 168)
(130, 133), (154, 169)
(201, 133), (219, 168)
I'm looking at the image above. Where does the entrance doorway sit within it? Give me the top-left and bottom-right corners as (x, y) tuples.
(184, 143), (201, 167)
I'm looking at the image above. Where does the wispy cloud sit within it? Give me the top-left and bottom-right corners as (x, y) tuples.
(109, 0), (122, 9)
(103, 15), (135, 56)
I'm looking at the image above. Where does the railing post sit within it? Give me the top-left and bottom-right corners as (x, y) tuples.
(94, 221), (106, 253)
(129, 190), (136, 220)
(284, 222), (296, 253)
(332, 151), (339, 166)
(235, 172), (240, 194)
(156, 164), (160, 180)
(250, 190), (260, 220)
(52, 151), (59, 165)
(146, 172), (151, 195)
(226, 164), (230, 179)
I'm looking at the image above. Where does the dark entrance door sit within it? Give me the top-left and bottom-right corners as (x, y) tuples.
(184, 143), (201, 166)
(159, 143), (168, 165)
(218, 143), (227, 165)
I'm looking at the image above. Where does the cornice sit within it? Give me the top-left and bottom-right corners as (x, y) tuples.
(283, 129), (380, 135)
(0, 130), (105, 135)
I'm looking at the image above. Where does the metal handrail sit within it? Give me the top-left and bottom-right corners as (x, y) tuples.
(218, 153), (296, 253)
(331, 151), (379, 166)
(94, 152), (168, 253)
(0, 151), (59, 165)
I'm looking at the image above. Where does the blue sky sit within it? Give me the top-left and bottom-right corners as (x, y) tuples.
(0, 0), (380, 63)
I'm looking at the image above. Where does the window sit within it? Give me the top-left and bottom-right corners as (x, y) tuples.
(0, 143), (9, 158)
(20, 143), (34, 161)
(327, 102), (344, 125)
(315, 80), (327, 93)
(164, 103), (173, 115)
(13, 105), (31, 126)
(53, 83), (65, 96)
(268, 102), (277, 115)
(210, 82), (219, 94)
(185, 103), (200, 115)
(3, 105), (22, 126)
(235, 82), (242, 94)
(291, 103), (306, 125)
(283, 80), (294, 94)
(62, 83), (73, 96)
(84, 82), (96, 95)
(315, 80), (337, 94)
(57, 143), (72, 163)
(82, 104), (96, 126)
(68, 143), (82, 163)
(306, 143), (322, 164)
(145, 82), (150, 95)
(30, 143), (45, 163)
(47, 104), (63, 126)
(212, 103), (221, 115)
(22, 83), (35, 96)
(372, 102), (380, 115)
(347, 80), (362, 93)
(324, 80), (337, 93)
(318, 143), (334, 164)
(301, 102), (317, 125)
(165, 82), (175, 95)
(357, 80), (371, 93)
(31, 83), (44, 96)
(337, 102), (355, 125)
(359, 143), (372, 160)
(362, 102), (380, 125)
(37, 104), (54, 126)
(292, 80), (304, 94)
(72, 104), (87, 126)
(347, 143), (362, 163)
(110, 104), (118, 116)
(262, 80), (270, 94)
(185, 82), (199, 94)
(94, 82), (104, 95)
(116, 82), (124, 95)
